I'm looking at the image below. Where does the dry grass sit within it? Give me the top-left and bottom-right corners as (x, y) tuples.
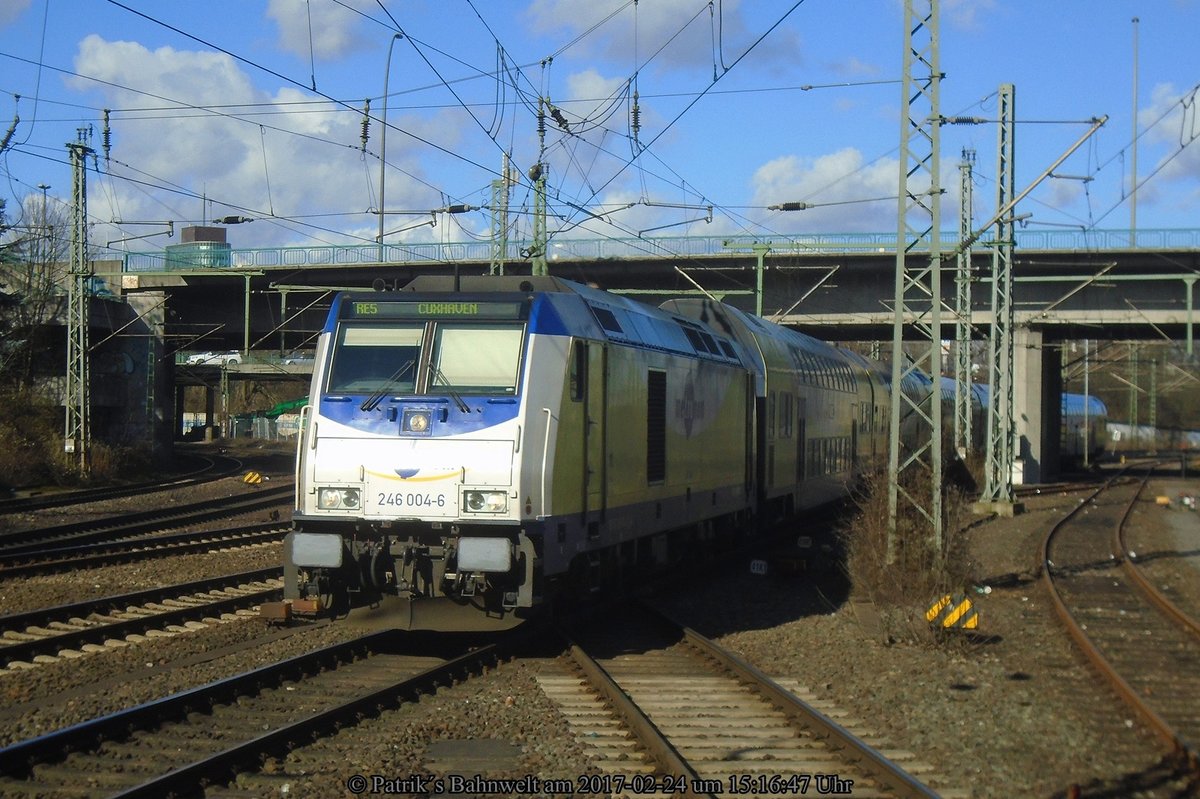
(0, 390), (74, 488)
(0, 391), (156, 488)
(839, 455), (980, 643)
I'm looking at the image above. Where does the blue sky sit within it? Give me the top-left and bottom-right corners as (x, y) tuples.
(0, 0), (1197, 257)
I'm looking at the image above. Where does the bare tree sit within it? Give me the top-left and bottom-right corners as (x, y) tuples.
(0, 191), (71, 389)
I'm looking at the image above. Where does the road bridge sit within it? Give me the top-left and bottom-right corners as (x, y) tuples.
(114, 226), (1200, 344)
(104, 227), (1200, 478)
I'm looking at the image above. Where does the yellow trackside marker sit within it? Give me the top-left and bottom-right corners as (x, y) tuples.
(926, 594), (979, 630)
(243, 471), (263, 485)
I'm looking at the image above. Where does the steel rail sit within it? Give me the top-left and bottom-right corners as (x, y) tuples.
(0, 485), (292, 553)
(565, 640), (708, 797)
(104, 634), (520, 799)
(1040, 463), (1198, 768)
(0, 521), (286, 577)
(0, 567), (282, 667)
(0, 630), (395, 780)
(0, 454), (232, 515)
(651, 603), (940, 799)
(1114, 482), (1200, 643)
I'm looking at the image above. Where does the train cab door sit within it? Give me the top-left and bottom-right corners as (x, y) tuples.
(850, 415), (859, 471)
(583, 342), (608, 520)
(796, 397), (807, 483)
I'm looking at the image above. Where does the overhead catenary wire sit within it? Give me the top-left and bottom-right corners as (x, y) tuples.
(9, 1), (1188, 282)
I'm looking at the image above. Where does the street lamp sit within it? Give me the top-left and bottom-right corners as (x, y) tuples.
(377, 32), (403, 262)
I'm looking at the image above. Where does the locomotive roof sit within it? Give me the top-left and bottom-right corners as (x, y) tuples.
(346, 275), (746, 366)
(398, 275), (582, 294)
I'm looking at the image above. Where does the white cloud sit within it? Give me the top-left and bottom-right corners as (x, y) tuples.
(68, 34), (452, 250)
(830, 56), (882, 80)
(943, 0), (997, 31)
(266, 0), (375, 61)
(1141, 82), (1200, 203)
(0, 0), (31, 27)
(565, 68), (626, 109)
(751, 147), (901, 231)
(558, 68), (643, 142)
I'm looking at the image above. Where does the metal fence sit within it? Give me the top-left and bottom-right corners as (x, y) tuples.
(121, 227), (1200, 273)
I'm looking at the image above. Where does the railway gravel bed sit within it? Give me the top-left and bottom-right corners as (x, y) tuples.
(0, 634), (459, 798)
(1, 448), (1199, 797)
(0, 541), (283, 615)
(558, 604), (951, 797)
(0, 443), (294, 537)
(0, 615), (367, 747)
(1044, 470), (1200, 766)
(657, 473), (1200, 798)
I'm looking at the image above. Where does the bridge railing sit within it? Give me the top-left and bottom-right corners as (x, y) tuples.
(120, 228), (1200, 272)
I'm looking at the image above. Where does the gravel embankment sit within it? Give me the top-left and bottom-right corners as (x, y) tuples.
(2, 452), (1199, 798)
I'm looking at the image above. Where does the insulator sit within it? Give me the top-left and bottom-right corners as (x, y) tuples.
(0, 113), (17, 154)
(360, 99), (371, 152)
(631, 91), (641, 138)
(102, 109), (111, 164)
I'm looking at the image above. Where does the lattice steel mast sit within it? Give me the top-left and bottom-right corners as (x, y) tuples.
(887, 0), (943, 561)
(64, 129), (94, 475)
(980, 84), (1016, 505)
(490, 153), (512, 275)
(953, 149), (975, 459)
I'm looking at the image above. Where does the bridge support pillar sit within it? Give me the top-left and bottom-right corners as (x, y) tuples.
(1013, 327), (1062, 483)
(174, 383), (186, 442)
(204, 384), (217, 438)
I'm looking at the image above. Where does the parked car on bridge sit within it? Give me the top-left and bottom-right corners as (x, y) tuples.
(186, 350), (242, 366)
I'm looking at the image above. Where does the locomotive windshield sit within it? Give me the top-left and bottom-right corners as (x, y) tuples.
(327, 325), (424, 393)
(325, 321), (524, 396)
(431, 323), (524, 394)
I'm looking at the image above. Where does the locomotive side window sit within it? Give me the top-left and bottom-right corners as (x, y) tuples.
(590, 306), (623, 334)
(431, 324), (524, 394)
(680, 324), (708, 353)
(647, 370), (666, 483)
(327, 325), (424, 393)
(569, 340), (586, 402)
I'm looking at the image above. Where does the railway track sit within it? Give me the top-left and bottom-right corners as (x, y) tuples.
(0, 630), (516, 798)
(550, 602), (954, 798)
(0, 567), (283, 669)
(1042, 464), (1200, 784)
(0, 485), (292, 553)
(0, 451), (245, 514)
(0, 521), (287, 578)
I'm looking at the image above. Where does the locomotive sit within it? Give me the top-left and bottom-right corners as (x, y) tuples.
(283, 275), (931, 630)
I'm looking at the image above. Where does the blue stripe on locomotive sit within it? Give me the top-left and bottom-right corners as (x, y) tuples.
(313, 284), (742, 439)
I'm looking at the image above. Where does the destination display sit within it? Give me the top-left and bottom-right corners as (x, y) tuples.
(341, 299), (526, 320)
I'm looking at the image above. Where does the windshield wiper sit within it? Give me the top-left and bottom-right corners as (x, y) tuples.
(429, 361), (471, 413)
(360, 359), (415, 411)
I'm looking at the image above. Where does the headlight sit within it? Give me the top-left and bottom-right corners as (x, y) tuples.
(462, 490), (508, 513)
(317, 487), (361, 510)
(404, 410), (431, 433)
